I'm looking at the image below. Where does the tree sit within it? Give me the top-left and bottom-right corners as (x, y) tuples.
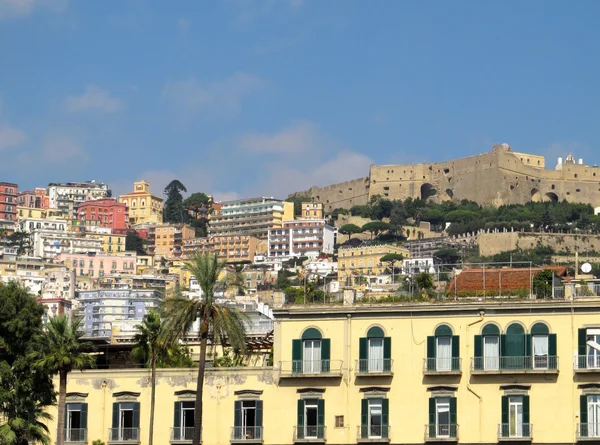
(285, 194), (311, 217)
(0, 282), (55, 445)
(29, 315), (95, 445)
(533, 270), (554, 299)
(125, 230), (147, 255)
(7, 231), (32, 255)
(163, 180), (187, 223)
(339, 224), (362, 241)
(415, 272), (434, 293)
(434, 248), (461, 265)
(380, 253), (404, 283)
(361, 221), (391, 239)
(162, 252), (248, 445)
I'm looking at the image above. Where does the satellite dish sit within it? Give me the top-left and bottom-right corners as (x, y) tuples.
(581, 262), (592, 274)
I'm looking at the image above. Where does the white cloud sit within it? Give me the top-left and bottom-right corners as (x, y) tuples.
(0, 0), (66, 19)
(65, 85), (123, 113)
(162, 72), (265, 115)
(41, 135), (88, 164)
(239, 122), (321, 155)
(0, 124), (27, 151)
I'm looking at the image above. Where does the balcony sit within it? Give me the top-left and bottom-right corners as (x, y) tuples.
(231, 427), (263, 443)
(423, 358), (462, 375)
(355, 359), (393, 376)
(577, 423), (600, 441)
(574, 355), (600, 372)
(65, 428), (87, 443)
(294, 426), (326, 442)
(279, 360), (343, 379)
(357, 425), (390, 442)
(470, 356), (559, 374)
(108, 428), (140, 444)
(498, 423), (532, 441)
(424, 424), (458, 442)
(171, 427), (196, 443)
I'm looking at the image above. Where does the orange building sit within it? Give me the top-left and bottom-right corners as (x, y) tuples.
(147, 224), (195, 260)
(183, 234), (265, 263)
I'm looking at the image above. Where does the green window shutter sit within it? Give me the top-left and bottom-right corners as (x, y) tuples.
(359, 337), (368, 372)
(578, 328), (587, 369)
(427, 336), (435, 371)
(449, 397), (457, 426)
(361, 399), (368, 438)
(173, 402), (181, 440)
(321, 339), (331, 372)
(297, 399), (305, 439)
(317, 399), (325, 438)
(522, 395), (530, 426)
(80, 403), (88, 430)
(500, 334), (506, 357)
(255, 401), (263, 428)
(474, 335), (483, 370)
(525, 334), (532, 368)
(581, 395), (588, 437)
(382, 399), (389, 439)
(112, 403), (119, 429)
(548, 333), (557, 363)
(383, 337), (392, 372)
(501, 396), (508, 425)
(292, 339), (302, 373)
(234, 400), (242, 439)
(451, 336), (460, 370)
(428, 398), (436, 438)
(132, 402), (140, 429)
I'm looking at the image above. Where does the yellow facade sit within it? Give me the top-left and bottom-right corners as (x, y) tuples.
(119, 181), (164, 225)
(46, 299), (600, 445)
(102, 233), (127, 253)
(17, 206), (67, 221)
(338, 244), (410, 284)
(299, 202), (324, 219)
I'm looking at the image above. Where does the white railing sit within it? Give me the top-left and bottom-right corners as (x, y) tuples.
(231, 426), (263, 441)
(108, 427), (140, 442)
(497, 423), (532, 439)
(356, 359), (393, 374)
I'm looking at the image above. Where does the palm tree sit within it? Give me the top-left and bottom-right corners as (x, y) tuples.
(162, 252), (248, 445)
(29, 315), (95, 445)
(131, 311), (164, 445)
(0, 405), (53, 445)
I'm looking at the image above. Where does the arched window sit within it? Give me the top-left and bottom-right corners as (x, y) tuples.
(474, 324), (500, 370)
(358, 326), (391, 373)
(530, 322), (555, 369)
(292, 328), (330, 374)
(427, 325), (459, 372)
(503, 323), (526, 369)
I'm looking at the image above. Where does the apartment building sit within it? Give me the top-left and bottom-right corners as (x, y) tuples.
(17, 187), (49, 209)
(268, 219), (336, 259)
(118, 181), (164, 225)
(299, 201), (324, 219)
(54, 252), (137, 278)
(17, 207), (64, 220)
(46, 297), (600, 445)
(102, 233), (127, 254)
(209, 197), (294, 239)
(20, 221), (104, 259)
(47, 181), (109, 218)
(147, 223), (195, 260)
(183, 234), (266, 263)
(78, 198), (129, 231)
(338, 244), (410, 285)
(0, 182), (18, 226)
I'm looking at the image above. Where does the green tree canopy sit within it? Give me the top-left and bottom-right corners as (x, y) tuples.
(380, 253), (404, 267)
(434, 248), (461, 265)
(361, 221), (392, 239)
(339, 224), (363, 240)
(125, 230), (147, 255)
(415, 272), (434, 292)
(163, 180), (187, 223)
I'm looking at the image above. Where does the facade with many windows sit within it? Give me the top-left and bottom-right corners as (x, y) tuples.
(47, 299), (600, 445)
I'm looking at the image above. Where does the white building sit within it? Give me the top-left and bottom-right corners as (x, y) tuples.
(402, 257), (436, 275)
(47, 181), (109, 218)
(267, 219), (336, 259)
(30, 230), (103, 259)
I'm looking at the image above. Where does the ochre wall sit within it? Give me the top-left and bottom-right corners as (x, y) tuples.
(478, 231), (600, 257)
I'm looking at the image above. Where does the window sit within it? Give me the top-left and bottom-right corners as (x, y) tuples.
(335, 416), (344, 428)
(501, 395), (530, 438)
(428, 397), (457, 439)
(297, 399), (325, 439)
(292, 328), (330, 374)
(581, 394), (600, 438)
(110, 402), (140, 441)
(531, 323), (553, 369)
(360, 398), (389, 439)
(503, 323), (526, 369)
(66, 403), (88, 442)
(358, 326), (391, 373)
(233, 400), (263, 440)
(173, 401), (195, 441)
(427, 325), (459, 372)
(474, 324), (500, 370)
(578, 328), (600, 369)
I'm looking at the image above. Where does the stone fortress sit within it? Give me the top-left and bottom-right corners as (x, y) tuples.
(291, 144), (600, 212)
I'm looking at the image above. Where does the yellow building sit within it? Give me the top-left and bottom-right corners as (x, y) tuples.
(17, 206), (68, 221)
(183, 235), (267, 263)
(102, 233), (127, 254)
(47, 298), (600, 445)
(299, 202), (324, 219)
(338, 244), (410, 285)
(119, 181), (164, 225)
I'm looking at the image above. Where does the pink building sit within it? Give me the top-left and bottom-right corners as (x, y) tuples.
(54, 252), (137, 278)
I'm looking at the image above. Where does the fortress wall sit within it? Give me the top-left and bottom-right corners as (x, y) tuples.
(292, 177), (370, 211)
(478, 231), (600, 257)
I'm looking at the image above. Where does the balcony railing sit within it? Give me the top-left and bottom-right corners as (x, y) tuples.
(470, 356), (558, 373)
(425, 424), (458, 441)
(65, 428), (87, 443)
(357, 425), (390, 441)
(356, 359), (393, 375)
(574, 355), (600, 371)
(108, 427), (140, 443)
(231, 426), (263, 442)
(498, 423), (532, 440)
(423, 358), (462, 374)
(577, 423), (600, 440)
(279, 360), (343, 378)
(294, 426), (326, 442)
(171, 427), (196, 442)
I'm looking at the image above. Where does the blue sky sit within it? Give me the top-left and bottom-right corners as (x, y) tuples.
(1, 0), (599, 201)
